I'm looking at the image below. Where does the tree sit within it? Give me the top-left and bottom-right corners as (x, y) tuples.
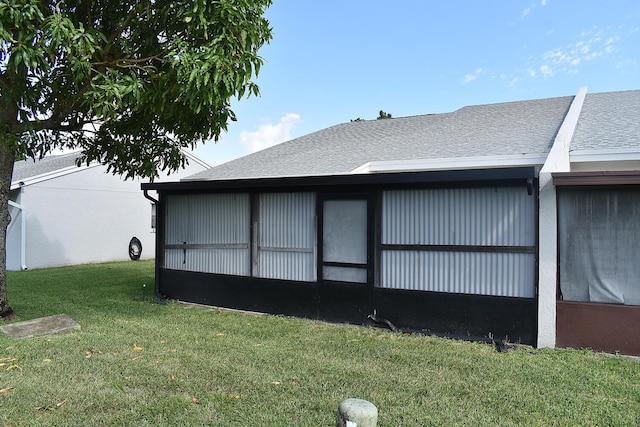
(0, 0), (272, 318)
(377, 110), (392, 119)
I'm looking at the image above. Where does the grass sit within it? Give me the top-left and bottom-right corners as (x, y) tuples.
(0, 261), (638, 426)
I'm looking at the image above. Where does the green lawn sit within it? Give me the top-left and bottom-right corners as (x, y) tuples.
(1, 261), (639, 426)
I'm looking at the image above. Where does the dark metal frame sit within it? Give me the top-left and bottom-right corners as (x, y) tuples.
(144, 167), (539, 345)
(317, 193), (375, 323)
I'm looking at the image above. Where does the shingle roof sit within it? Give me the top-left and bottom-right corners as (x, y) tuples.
(571, 90), (640, 151)
(186, 95), (575, 181)
(11, 152), (84, 184)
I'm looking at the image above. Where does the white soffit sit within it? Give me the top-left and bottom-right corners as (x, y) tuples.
(350, 153), (548, 174)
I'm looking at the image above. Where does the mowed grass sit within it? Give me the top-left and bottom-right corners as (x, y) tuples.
(0, 261), (639, 426)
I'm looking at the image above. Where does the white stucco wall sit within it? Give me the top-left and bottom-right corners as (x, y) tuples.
(537, 172), (560, 348)
(6, 156), (208, 270)
(536, 87), (587, 348)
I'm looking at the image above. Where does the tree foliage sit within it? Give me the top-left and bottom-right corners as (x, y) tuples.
(0, 0), (272, 315)
(0, 0), (272, 178)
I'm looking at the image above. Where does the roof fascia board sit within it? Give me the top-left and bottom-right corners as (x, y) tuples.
(183, 150), (212, 169)
(10, 162), (101, 190)
(553, 170), (640, 186)
(350, 153), (548, 174)
(142, 166), (537, 193)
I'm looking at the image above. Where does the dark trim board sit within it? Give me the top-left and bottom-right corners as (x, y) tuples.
(158, 269), (318, 319)
(372, 288), (537, 345)
(158, 269), (537, 345)
(143, 167), (536, 194)
(553, 170), (640, 186)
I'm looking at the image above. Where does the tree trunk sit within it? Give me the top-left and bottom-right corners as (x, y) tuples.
(0, 140), (16, 318)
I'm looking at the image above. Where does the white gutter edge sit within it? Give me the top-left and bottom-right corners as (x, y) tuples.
(570, 148), (640, 163)
(350, 153), (548, 174)
(7, 200), (27, 270)
(10, 162), (101, 190)
(183, 150), (213, 169)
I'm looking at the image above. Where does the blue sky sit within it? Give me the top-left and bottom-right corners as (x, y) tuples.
(191, 0), (640, 166)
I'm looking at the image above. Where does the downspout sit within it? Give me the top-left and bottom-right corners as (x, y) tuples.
(7, 200), (27, 271)
(143, 189), (162, 300)
(143, 189), (158, 204)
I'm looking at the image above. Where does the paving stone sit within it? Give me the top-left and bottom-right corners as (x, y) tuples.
(0, 314), (80, 338)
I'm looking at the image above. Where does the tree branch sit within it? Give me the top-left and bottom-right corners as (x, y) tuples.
(93, 55), (164, 68)
(107, 1), (151, 44)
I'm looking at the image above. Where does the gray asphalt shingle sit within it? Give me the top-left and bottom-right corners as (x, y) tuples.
(11, 152), (83, 183)
(187, 94), (575, 181)
(571, 90), (640, 151)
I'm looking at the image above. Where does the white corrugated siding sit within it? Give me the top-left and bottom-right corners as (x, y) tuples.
(165, 248), (250, 275)
(381, 250), (535, 297)
(256, 193), (316, 281)
(382, 188), (535, 246)
(381, 188), (535, 297)
(164, 193), (250, 275)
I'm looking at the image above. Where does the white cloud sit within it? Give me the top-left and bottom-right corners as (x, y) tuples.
(462, 68), (483, 84)
(540, 65), (554, 77)
(537, 28), (619, 76)
(463, 74), (477, 83)
(521, 4), (534, 19)
(240, 113), (301, 153)
(520, 1), (546, 19)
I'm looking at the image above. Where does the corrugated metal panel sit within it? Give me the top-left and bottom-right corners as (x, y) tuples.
(382, 188), (535, 246)
(256, 193), (316, 281)
(381, 187), (536, 297)
(165, 248), (250, 275)
(380, 250), (535, 297)
(164, 193), (250, 274)
(257, 251), (314, 281)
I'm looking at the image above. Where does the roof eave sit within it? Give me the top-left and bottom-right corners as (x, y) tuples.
(142, 166), (537, 193)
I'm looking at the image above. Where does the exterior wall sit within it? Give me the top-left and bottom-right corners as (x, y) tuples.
(537, 86), (586, 348)
(7, 158), (207, 270)
(156, 175), (538, 343)
(380, 187), (536, 298)
(10, 167), (154, 269)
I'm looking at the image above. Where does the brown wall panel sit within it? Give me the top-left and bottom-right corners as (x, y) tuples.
(557, 301), (640, 356)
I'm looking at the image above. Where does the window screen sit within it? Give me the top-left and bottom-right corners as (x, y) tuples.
(255, 193), (316, 281)
(558, 188), (640, 305)
(164, 193), (250, 275)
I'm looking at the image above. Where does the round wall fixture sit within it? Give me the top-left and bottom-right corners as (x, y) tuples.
(129, 237), (142, 260)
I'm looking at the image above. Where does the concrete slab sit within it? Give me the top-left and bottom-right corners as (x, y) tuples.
(0, 314), (80, 339)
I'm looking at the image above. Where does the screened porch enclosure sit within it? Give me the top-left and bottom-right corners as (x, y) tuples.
(152, 168), (538, 344)
(556, 185), (640, 355)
